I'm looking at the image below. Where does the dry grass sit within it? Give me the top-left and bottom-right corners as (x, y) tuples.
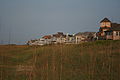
(0, 40), (120, 80)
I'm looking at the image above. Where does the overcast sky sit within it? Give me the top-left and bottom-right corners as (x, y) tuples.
(0, 0), (120, 44)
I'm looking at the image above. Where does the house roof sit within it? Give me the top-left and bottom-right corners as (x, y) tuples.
(57, 32), (64, 35)
(100, 18), (111, 23)
(68, 35), (73, 37)
(100, 27), (110, 29)
(99, 27), (111, 31)
(53, 34), (66, 38)
(75, 32), (96, 36)
(111, 23), (120, 31)
(42, 35), (52, 39)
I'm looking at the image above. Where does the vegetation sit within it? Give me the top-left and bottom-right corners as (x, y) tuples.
(0, 40), (120, 80)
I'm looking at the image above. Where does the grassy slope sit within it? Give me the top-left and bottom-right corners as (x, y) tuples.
(0, 40), (120, 80)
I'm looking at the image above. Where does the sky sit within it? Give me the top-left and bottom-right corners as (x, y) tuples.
(0, 0), (120, 44)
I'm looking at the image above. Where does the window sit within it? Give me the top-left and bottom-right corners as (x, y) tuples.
(116, 32), (119, 36)
(106, 22), (111, 27)
(100, 22), (105, 27)
(117, 32), (120, 36)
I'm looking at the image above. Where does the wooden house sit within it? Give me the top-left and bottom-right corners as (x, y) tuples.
(97, 18), (120, 40)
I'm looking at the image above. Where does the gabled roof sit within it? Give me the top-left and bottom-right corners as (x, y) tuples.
(100, 18), (111, 23)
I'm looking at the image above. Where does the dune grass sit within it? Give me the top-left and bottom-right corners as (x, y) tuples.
(0, 40), (120, 80)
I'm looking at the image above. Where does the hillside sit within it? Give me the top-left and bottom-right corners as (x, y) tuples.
(0, 40), (120, 80)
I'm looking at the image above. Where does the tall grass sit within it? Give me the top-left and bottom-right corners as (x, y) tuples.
(0, 40), (120, 80)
